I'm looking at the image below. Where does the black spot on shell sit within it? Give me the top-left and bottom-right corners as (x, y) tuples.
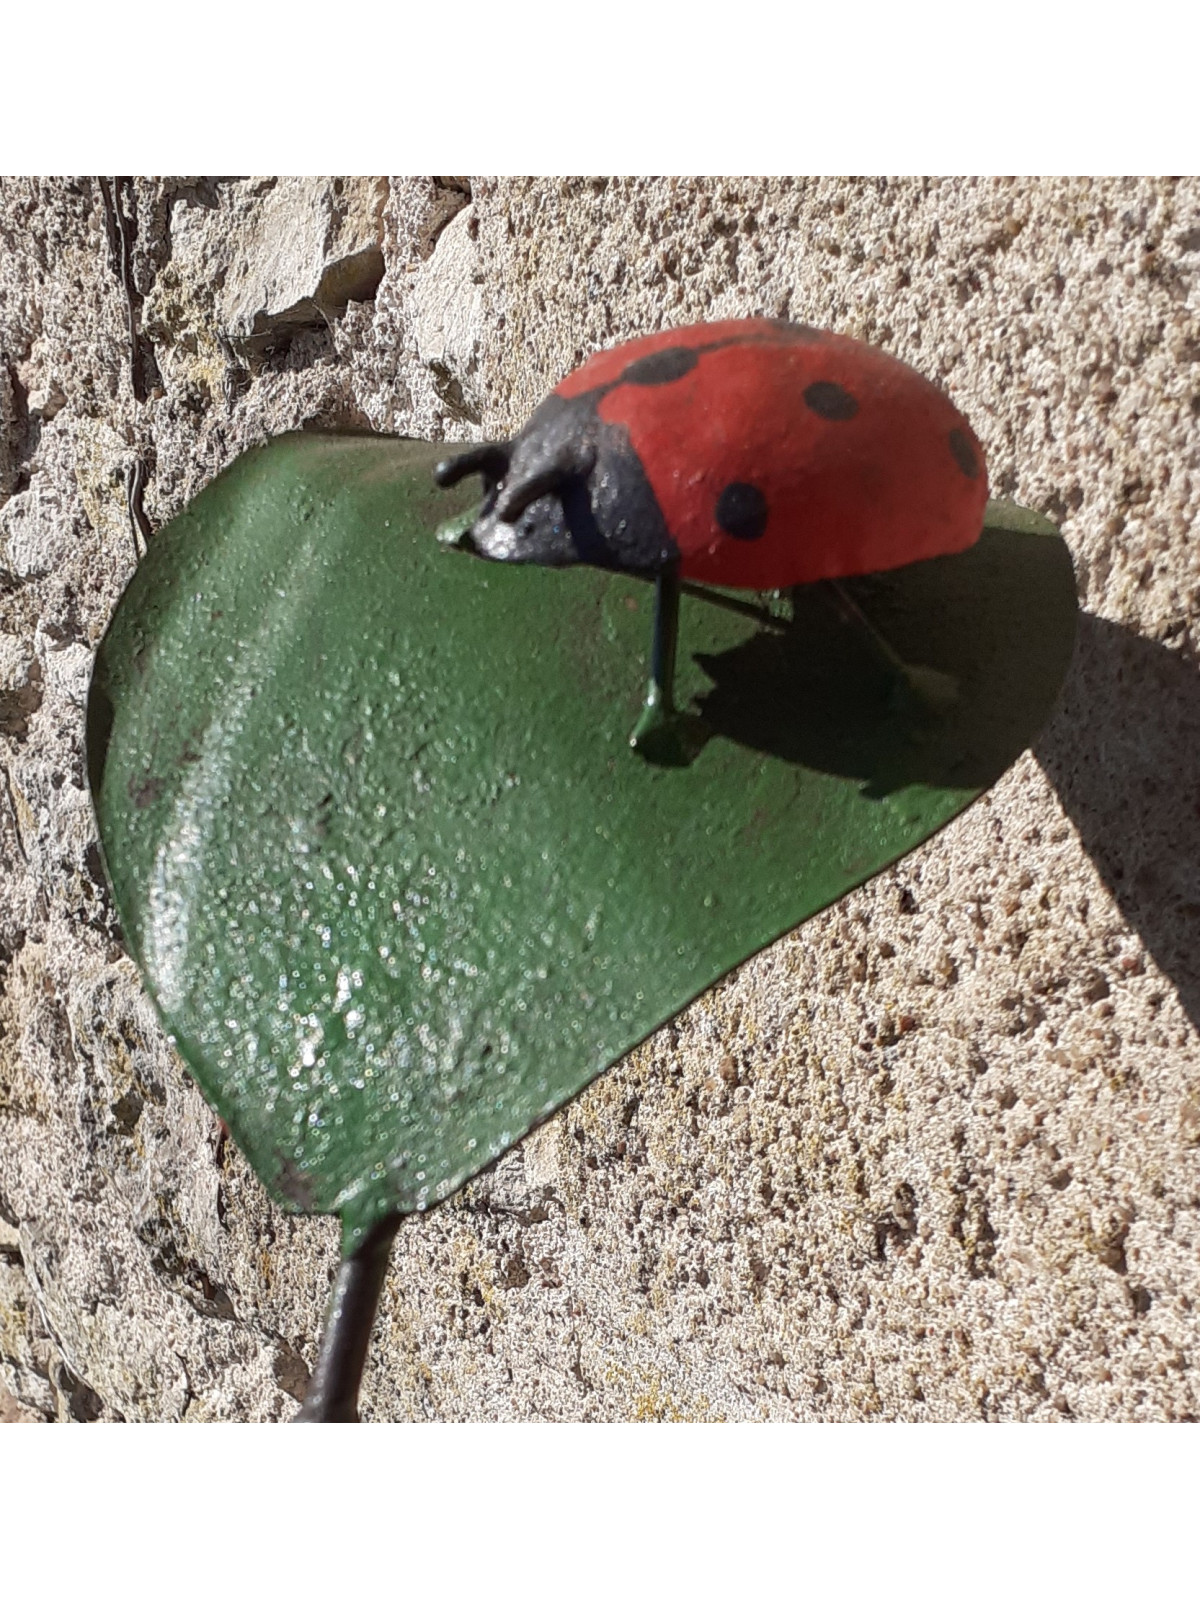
(715, 482), (768, 540)
(620, 347), (699, 386)
(949, 427), (980, 479)
(803, 381), (858, 421)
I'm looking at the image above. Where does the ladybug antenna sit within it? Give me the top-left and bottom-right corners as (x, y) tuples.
(494, 438), (598, 524)
(434, 444), (512, 493)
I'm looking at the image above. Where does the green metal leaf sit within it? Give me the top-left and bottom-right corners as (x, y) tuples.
(88, 433), (1077, 1249)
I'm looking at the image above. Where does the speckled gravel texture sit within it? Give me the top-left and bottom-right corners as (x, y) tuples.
(1, 176), (1198, 1421)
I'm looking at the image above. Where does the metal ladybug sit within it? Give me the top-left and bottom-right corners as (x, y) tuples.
(435, 318), (988, 759)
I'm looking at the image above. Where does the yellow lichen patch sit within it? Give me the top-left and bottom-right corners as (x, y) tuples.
(71, 419), (135, 546)
(141, 262), (227, 399)
(449, 1228), (506, 1320)
(0, 1234), (37, 1363)
(603, 1361), (712, 1422)
(6, 775), (36, 857)
(849, 1378), (883, 1416)
(632, 1376), (684, 1422)
(0, 944), (51, 1119)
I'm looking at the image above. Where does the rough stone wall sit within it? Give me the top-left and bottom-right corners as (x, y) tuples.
(1, 176), (1198, 1422)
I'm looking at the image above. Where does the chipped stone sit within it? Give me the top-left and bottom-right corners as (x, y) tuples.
(413, 206), (484, 424)
(27, 379), (66, 422)
(0, 478), (76, 579)
(219, 177), (387, 349)
(144, 177), (387, 368)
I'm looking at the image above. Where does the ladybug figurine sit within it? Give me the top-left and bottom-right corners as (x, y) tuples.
(435, 318), (988, 761)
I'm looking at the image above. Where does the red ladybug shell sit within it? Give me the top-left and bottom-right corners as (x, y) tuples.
(556, 318), (988, 590)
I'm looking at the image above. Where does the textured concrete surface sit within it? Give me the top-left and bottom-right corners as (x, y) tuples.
(1, 176), (1198, 1421)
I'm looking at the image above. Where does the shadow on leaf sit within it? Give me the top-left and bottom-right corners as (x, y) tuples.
(690, 525), (1077, 796)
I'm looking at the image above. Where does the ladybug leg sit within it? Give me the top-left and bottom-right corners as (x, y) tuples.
(819, 581), (909, 678)
(629, 563), (701, 764)
(820, 581), (958, 714)
(293, 1214), (401, 1423)
(647, 563), (682, 720)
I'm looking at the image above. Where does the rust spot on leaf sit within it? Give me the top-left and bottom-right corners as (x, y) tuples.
(128, 774), (164, 809)
(275, 1156), (316, 1209)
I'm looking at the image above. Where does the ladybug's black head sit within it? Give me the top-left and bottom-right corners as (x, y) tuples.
(434, 394), (677, 574)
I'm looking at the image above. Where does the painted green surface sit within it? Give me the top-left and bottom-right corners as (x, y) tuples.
(88, 433), (1077, 1248)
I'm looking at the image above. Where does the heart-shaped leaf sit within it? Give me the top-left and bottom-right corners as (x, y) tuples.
(89, 434), (1077, 1247)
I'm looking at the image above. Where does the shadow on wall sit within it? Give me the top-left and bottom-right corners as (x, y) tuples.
(1036, 613), (1200, 1030)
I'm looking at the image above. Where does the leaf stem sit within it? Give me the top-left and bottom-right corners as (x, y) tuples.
(294, 1214), (401, 1423)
